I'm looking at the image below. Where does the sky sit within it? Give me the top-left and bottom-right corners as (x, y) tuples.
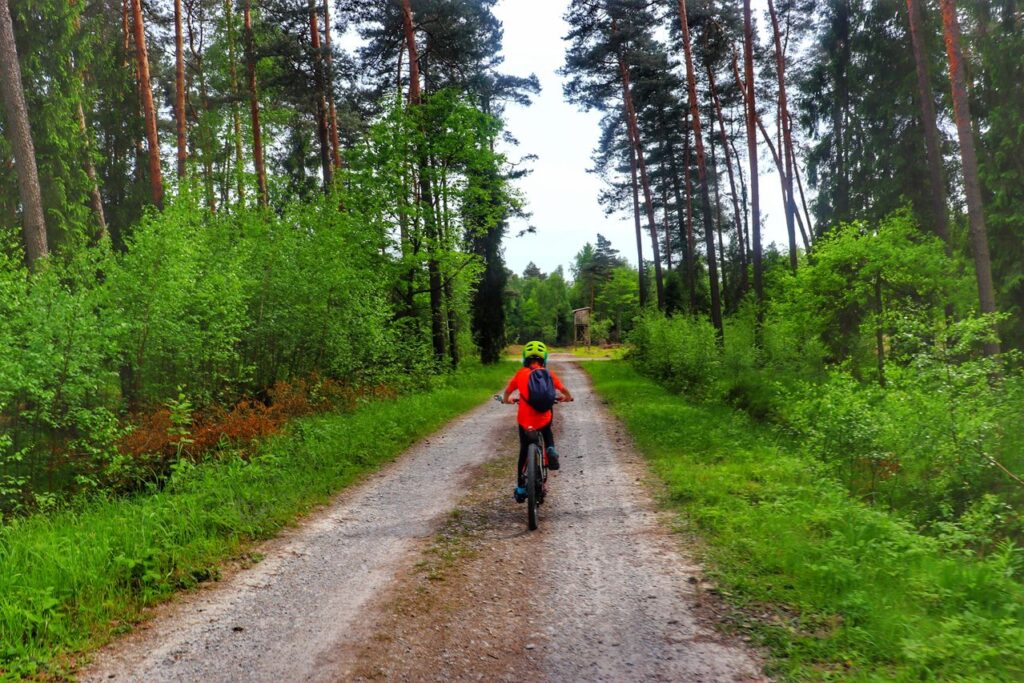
(491, 0), (795, 277)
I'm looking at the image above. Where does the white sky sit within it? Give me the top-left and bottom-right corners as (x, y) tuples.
(493, 0), (794, 277)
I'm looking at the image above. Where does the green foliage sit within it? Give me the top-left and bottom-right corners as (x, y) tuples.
(505, 264), (573, 345)
(586, 361), (1024, 681)
(627, 208), (1024, 539)
(0, 361), (513, 679)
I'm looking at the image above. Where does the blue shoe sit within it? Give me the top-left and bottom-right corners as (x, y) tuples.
(547, 446), (560, 471)
(514, 486), (527, 503)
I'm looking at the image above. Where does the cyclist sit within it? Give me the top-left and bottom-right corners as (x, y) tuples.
(502, 341), (573, 503)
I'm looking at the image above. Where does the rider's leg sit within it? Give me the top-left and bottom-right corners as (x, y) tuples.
(541, 422), (559, 470)
(514, 426), (529, 502)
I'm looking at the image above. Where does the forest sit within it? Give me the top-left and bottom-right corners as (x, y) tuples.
(1, 0), (1023, 678)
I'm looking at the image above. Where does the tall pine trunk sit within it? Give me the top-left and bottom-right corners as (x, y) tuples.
(186, 12), (217, 212)
(628, 125), (648, 308)
(743, 0), (763, 320)
(70, 0), (106, 239)
(131, 0), (163, 207)
(244, 0), (267, 207)
(614, 25), (664, 309)
(323, 0), (341, 169)
(709, 135), (729, 312)
(767, 0), (797, 271)
(668, 148), (690, 290)
(940, 0), (999, 355)
(401, 0), (445, 362)
(905, 0), (952, 249)
(682, 111), (698, 313)
(308, 0), (332, 191)
(677, 0), (724, 342)
(0, 0), (47, 265)
(707, 62), (747, 296)
(225, 0), (245, 203)
(174, 0), (187, 179)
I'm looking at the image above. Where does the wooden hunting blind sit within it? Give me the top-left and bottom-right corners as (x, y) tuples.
(573, 307), (591, 347)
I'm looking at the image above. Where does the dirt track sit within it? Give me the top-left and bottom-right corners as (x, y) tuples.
(82, 359), (766, 682)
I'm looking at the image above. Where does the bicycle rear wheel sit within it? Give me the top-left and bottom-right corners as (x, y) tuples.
(526, 443), (541, 530)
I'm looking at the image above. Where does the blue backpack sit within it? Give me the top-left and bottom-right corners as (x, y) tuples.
(525, 368), (557, 412)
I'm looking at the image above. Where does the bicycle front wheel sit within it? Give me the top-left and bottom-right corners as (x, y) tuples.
(526, 443), (541, 531)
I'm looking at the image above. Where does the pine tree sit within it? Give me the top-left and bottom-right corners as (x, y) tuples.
(940, 0), (999, 354)
(244, 0), (268, 206)
(130, 0), (162, 207)
(676, 0), (723, 341)
(0, 0), (47, 265)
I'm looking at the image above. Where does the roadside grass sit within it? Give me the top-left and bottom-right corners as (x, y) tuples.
(564, 344), (627, 360)
(584, 361), (1024, 682)
(504, 345), (628, 362)
(0, 362), (514, 681)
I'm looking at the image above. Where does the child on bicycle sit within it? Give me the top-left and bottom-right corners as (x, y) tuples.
(502, 341), (573, 503)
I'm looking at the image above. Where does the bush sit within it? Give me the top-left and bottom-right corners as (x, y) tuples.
(0, 194), (448, 514)
(625, 211), (1024, 549)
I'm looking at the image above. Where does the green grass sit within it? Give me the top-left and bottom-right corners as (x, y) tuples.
(0, 362), (514, 681)
(584, 361), (1024, 682)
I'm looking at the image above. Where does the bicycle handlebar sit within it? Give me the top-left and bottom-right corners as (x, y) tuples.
(493, 395), (571, 404)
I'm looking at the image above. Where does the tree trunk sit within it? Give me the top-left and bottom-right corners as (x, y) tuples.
(742, 1), (763, 329)
(70, 0), (107, 239)
(940, 0), (999, 355)
(682, 111), (698, 313)
(905, 0), (952, 249)
(786, 112), (814, 244)
(0, 0), (47, 265)
(677, 0), (724, 342)
(174, 0), (187, 179)
(709, 135), (729, 312)
(628, 123), (648, 308)
(739, 7), (764, 321)
(767, 0), (797, 271)
(225, 0), (245, 203)
(401, 0), (421, 105)
(661, 174), (672, 272)
(131, 0), (163, 207)
(445, 279), (459, 368)
(708, 62), (747, 296)
(668, 148), (688, 282)
(735, 49), (813, 256)
(323, 0), (341, 169)
(77, 100), (107, 240)
(401, 0), (445, 362)
(308, 0), (332, 191)
(186, 9), (217, 212)
(244, 0), (267, 207)
(614, 26), (664, 309)
(834, 1), (852, 220)
(875, 273), (886, 387)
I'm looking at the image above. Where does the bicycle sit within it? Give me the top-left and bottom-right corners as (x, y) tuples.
(494, 395), (567, 531)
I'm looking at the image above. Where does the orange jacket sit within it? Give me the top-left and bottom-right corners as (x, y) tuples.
(505, 366), (566, 430)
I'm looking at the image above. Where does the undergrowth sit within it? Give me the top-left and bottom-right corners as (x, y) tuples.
(0, 361), (513, 681)
(585, 361), (1024, 682)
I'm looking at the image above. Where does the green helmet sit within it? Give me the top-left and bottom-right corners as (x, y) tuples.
(522, 340), (548, 366)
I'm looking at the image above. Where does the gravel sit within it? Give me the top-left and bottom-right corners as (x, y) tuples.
(82, 358), (767, 682)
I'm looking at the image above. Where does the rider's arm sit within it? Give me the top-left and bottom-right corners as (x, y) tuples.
(502, 374), (519, 404)
(551, 372), (574, 402)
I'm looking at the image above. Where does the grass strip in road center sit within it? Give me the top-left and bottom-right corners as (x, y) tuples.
(583, 361), (1024, 682)
(0, 362), (516, 681)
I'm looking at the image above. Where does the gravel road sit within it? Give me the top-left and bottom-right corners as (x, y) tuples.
(82, 359), (766, 682)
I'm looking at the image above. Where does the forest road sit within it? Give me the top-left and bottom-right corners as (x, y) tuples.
(81, 359), (766, 683)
